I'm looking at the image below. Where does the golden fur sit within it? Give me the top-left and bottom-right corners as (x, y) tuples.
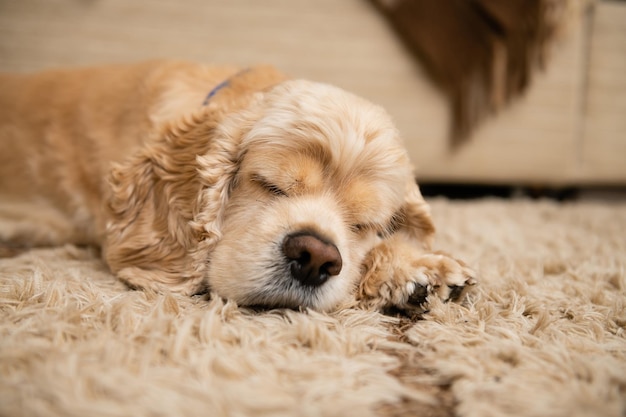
(0, 60), (475, 312)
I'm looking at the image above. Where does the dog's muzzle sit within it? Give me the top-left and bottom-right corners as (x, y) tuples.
(282, 231), (342, 287)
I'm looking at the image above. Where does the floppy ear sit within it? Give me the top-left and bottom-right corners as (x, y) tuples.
(103, 109), (242, 295)
(396, 176), (436, 250)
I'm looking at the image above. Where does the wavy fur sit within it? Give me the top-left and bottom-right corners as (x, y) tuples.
(0, 61), (475, 312)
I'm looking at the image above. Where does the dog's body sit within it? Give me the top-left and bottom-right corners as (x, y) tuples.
(0, 61), (475, 312)
(0, 61), (276, 247)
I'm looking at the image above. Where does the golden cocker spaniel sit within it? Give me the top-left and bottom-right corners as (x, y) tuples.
(0, 61), (476, 313)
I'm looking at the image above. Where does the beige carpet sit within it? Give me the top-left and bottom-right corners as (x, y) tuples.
(1, 198), (625, 417)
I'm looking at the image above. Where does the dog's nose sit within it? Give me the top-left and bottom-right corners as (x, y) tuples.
(282, 232), (342, 287)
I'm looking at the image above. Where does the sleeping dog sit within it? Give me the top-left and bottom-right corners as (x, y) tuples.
(0, 61), (476, 312)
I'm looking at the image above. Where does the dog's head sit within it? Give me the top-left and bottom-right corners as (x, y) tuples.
(104, 79), (434, 311)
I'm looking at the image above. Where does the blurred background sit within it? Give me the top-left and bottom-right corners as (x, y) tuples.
(0, 0), (624, 198)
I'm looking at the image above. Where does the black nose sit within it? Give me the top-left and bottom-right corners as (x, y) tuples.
(282, 232), (342, 287)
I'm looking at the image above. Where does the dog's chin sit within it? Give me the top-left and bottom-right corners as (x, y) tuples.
(246, 270), (356, 312)
(207, 249), (357, 312)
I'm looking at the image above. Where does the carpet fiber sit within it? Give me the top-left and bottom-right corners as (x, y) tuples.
(1, 198), (625, 417)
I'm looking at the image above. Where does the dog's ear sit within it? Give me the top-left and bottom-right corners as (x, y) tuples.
(396, 177), (435, 250)
(103, 108), (245, 295)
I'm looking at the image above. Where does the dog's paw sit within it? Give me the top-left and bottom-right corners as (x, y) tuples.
(359, 251), (477, 316)
(396, 253), (477, 312)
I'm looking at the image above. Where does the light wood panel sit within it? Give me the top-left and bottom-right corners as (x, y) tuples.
(581, 1), (626, 184)
(0, 0), (623, 184)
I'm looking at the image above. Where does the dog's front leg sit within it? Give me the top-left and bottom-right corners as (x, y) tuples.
(356, 230), (477, 315)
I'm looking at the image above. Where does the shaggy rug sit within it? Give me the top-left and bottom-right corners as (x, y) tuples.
(1, 198), (625, 417)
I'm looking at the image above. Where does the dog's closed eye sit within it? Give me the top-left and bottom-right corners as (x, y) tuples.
(351, 223), (387, 239)
(352, 216), (399, 238)
(350, 223), (370, 234)
(251, 174), (287, 197)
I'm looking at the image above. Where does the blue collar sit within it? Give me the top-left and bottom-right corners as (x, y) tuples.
(202, 68), (250, 106)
